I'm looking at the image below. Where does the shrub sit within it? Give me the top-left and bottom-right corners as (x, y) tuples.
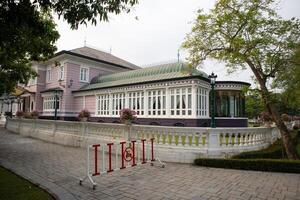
(23, 112), (32, 119)
(194, 158), (300, 173)
(120, 108), (136, 124)
(78, 109), (90, 118)
(15, 111), (24, 118)
(31, 111), (39, 119)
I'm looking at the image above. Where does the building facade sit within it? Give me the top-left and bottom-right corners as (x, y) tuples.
(0, 46), (250, 127)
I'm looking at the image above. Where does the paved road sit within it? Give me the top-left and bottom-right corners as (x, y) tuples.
(0, 127), (300, 200)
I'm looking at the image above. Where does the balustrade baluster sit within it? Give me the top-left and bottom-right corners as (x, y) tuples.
(194, 134), (199, 146)
(181, 134), (186, 146)
(188, 134), (193, 146)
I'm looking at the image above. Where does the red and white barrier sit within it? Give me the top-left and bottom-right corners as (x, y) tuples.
(79, 138), (165, 189)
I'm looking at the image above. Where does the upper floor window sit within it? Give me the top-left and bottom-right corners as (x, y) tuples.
(59, 66), (64, 80)
(80, 67), (89, 82)
(46, 67), (51, 82)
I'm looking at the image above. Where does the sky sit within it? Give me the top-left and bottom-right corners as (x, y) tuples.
(54, 0), (300, 85)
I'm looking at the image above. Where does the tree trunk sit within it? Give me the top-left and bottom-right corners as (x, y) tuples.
(266, 102), (299, 159)
(246, 60), (299, 159)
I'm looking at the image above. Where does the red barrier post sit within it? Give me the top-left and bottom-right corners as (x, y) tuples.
(141, 139), (146, 164)
(150, 138), (155, 161)
(92, 144), (100, 176)
(107, 143), (114, 172)
(131, 140), (136, 166)
(120, 141), (126, 169)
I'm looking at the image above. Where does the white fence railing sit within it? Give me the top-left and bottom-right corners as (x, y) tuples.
(5, 118), (281, 163)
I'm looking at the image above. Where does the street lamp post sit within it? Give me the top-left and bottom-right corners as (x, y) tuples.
(208, 72), (217, 128)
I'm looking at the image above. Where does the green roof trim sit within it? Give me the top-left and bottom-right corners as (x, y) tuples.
(76, 62), (209, 92)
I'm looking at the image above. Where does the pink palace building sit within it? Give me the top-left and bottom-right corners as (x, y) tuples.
(0, 46), (250, 127)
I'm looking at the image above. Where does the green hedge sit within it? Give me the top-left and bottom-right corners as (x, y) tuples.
(194, 158), (300, 173)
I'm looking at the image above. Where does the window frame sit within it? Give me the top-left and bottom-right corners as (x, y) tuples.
(59, 66), (64, 80)
(79, 67), (89, 82)
(46, 67), (52, 82)
(43, 96), (60, 111)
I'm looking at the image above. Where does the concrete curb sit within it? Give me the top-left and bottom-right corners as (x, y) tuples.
(0, 162), (76, 200)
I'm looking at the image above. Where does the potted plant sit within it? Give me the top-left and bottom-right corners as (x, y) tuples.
(23, 112), (32, 119)
(78, 109), (90, 122)
(31, 111), (39, 119)
(120, 108), (136, 125)
(15, 111), (24, 118)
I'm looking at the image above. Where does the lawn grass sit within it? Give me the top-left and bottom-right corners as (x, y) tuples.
(0, 166), (54, 200)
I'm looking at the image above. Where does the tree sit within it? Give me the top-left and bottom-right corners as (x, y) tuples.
(0, 0), (138, 95)
(273, 45), (300, 115)
(183, 0), (300, 159)
(245, 89), (264, 119)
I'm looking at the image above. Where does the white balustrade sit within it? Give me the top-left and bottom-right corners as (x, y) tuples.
(4, 118), (281, 163)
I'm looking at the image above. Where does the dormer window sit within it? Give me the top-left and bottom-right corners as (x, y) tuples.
(80, 67), (89, 82)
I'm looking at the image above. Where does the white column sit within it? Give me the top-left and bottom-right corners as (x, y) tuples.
(166, 87), (170, 117)
(192, 85), (197, 118)
(206, 88), (210, 117)
(125, 91), (129, 108)
(144, 89), (148, 117)
(109, 93), (113, 117)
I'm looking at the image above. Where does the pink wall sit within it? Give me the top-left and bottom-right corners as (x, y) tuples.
(85, 95), (96, 114)
(24, 57), (133, 116)
(73, 96), (83, 112)
(35, 69), (46, 112)
(23, 67), (46, 112)
(64, 62), (104, 113)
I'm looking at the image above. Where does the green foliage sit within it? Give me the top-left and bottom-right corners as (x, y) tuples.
(182, 0), (300, 159)
(0, 1), (60, 95)
(245, 89), (264, 119)
(182, 0), (300, 101)
(0, 0), (138, 95)
(273, 45), (300, 115)
(0, 166), (54, 200)
(194, 158), (300, 173)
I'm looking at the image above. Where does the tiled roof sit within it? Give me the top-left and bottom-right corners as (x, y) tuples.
(76, 62), (208, 92)
(69, 47), (139, 70)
